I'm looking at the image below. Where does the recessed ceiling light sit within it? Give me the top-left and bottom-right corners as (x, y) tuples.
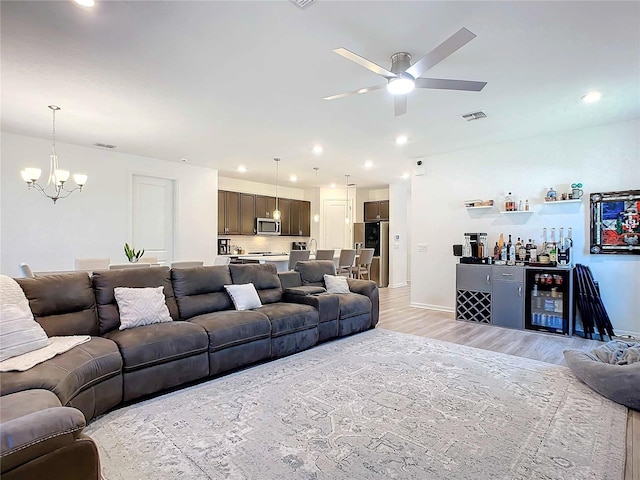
(180, 157), (188, 163)
(238, 165), (247, 173)
(290, 175), (298, 182)
(401, 172), (410, 179)
(395, 135), (408, 145)
(74, 0), (95, 7)
(364, 160), (374, 168)
(330, 183), (336, 188)
(312, 145), (323, 154)
(581, 91), (602, 103)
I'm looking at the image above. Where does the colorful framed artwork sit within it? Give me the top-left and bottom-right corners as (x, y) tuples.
(590, 189), (640, 254)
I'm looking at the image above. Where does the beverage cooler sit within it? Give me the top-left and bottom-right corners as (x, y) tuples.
(525, 267), (574, 335)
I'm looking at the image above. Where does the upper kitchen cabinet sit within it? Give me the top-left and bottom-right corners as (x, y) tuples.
(278, 198), (291, 235)
(255, 195), (276, 219)
(300, 200), (311, 237)
(364, 200), (389, 221)
(240, 193), (256, 235)
(218, 190), (241, 235)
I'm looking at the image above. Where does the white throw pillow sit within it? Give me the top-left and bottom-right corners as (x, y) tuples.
(324, 274), (350, 294)
(224, 283), (262, 311)
(0, 275), (50, 362)
(114, 286), (173, 330)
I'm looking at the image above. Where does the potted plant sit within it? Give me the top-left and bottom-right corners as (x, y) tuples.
(124, 243), (144, 263)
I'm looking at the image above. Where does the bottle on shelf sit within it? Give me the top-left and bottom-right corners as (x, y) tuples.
(530, 239), (538, 263)
(549, 228), (557, 263)
(505, 192), (515, 212)
(525, 199), (530, 211)
(541, 228), (548, 255)
(517, 238), (526, 262)
(501, 243), (507, 261)
(498, 233), (505, 252)
(493, 242), (500, 260)
(518, 200), (523, 211)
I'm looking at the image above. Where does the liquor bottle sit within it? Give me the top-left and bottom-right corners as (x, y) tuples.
(505, 192), (515, 212)
(517, 238), (526, 262)
(549, 228), (557, 263)
(507, 235), (513, 261)
(493, 242), (500, 260)
(525, 199), (530, 211)
(498, 233), (505, 252)
(501, 244), (507, 261)
(541, 228), (547, 255)
(509, 242), (516, 262)
(530, 239), (538, 263)
(525, 239), (532, 262)
(518, 200), (523, 211)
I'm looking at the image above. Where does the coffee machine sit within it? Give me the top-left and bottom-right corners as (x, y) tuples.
(459, 232), (489, 264)
(218, 238), (231, 255)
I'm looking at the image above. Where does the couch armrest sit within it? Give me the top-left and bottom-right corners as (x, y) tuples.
(283, 293), (340, 324)
(347, 279), (379, 327)
(1, 407), (85, 473)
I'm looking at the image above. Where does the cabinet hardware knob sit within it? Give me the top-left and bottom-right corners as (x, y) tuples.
(502, 273), (514, 276)
(486, 275), (490, 284)
(518, 286), (522, 296)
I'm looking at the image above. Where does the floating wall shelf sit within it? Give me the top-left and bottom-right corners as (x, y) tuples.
(499, 210), (534, 215)
(542, 199), (582, 205)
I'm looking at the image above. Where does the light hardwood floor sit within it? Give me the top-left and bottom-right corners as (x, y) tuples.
(378, 285), (638, 480)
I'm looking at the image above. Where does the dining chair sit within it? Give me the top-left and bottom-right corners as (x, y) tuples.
(337, 249), (357, 277)
(171, 260), (204, 269)
(351, 248), (374, 280)
(288, 250), (310, 270)
(108, 263), (151, 270)
(75, 258), (110, 271)
(213, 256), (231, 266)
(314, 249), (335, 261)
(19, 263), (35, 278)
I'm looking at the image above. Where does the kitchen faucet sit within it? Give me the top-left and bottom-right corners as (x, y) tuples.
(308, 238), (317, 255)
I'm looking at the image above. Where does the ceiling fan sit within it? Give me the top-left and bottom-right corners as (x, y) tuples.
(324, 27), (487, 116)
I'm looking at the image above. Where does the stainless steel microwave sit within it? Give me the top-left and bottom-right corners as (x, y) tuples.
(255, 217), (281, 235)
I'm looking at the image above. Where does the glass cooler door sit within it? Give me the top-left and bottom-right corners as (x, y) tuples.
(525, 269), (571, 335)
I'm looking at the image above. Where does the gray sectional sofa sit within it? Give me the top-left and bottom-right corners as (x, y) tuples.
(0, 261), (378, 480)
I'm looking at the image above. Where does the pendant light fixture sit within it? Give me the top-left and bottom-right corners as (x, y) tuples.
(344, 174), (351, 224)
(313, 167), (320, 223)
(21, 105), (88, 204)
(272, 158), (281, 220)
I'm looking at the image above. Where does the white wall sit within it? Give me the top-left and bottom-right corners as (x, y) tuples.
(389, 183), (409, 288)
(1, 132), (218, 275)
(410, 119), (640, 336)
(218, 176), (306, 200)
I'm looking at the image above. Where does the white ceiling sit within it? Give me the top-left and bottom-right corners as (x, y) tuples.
(1, 1), (639, 188)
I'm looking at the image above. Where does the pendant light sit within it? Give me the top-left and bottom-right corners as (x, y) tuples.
(313, 167), (320, 223)
(344, 174), (351, 224)
(272, 158), (281, 220)
(20, 105), (88, 204)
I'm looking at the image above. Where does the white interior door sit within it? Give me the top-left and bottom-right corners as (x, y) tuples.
(132, 175), (175, 264)
(323, 199), (351, 249)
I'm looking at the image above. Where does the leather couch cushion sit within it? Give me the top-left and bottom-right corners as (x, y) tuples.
(0, 337), (122, 406)
(0, 389), (61, 423)
(256, 303), (318, 337)
(16, 273), (99, 336)
(171, 266), (234, 319)
(337, 293), (371, 319)
(92, 267), (179, 335)
(285, 286), (327, 296)
(189, 310), (271, 351)
(229, 264), (283, 304)
(295, 261), (337, 287)
(104, 321), (208, 372)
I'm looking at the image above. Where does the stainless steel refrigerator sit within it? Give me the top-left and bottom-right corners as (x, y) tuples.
(353, 221), (388, 287)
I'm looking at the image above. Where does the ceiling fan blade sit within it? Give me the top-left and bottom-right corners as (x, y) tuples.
(334, 48), (397, 79)
(394, 95), (407, 116)
(405, 27), (477, 79)
(323, 84), (386, 101)
(415, 78), (487, 92)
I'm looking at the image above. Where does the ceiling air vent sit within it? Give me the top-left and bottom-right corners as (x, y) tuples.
(290, 0), (315, 9)
(460, 111), (487, 122)
(93, 142), (116, 149)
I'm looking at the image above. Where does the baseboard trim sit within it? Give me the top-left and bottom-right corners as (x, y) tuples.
(613, 329), (640, 340)
(388, 282), (408, 289)
(409, 302), (455, 313)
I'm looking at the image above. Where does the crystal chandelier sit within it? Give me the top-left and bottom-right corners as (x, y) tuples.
(272, 158), (281, 220)
(20, 105), (87, 204)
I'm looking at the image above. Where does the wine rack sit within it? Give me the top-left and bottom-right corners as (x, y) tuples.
(456, 290), (491, 323)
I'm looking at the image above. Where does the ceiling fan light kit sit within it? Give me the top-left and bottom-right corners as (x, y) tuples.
(325, 27), (487, 116)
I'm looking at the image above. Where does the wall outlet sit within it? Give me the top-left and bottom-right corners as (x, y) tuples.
(417, 244), (428, 253)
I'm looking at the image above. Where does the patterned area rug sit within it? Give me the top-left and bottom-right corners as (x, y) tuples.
(86, 329), (626, 480)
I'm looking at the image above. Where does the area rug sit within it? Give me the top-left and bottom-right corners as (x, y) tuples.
(85, 329), (627, 480)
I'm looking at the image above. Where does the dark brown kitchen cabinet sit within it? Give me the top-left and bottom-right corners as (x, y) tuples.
(300, 200), (311, 237)
(290, 200), (301, 236)
(218, 190), (241, 235)
(255, 195), (276, 219)
(240, 193), (256, 235)
(364, 200), (389, 221)
(278, 198), (291, 235)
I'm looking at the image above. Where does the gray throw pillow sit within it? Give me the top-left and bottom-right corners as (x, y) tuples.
(564, 349), (640, 410)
